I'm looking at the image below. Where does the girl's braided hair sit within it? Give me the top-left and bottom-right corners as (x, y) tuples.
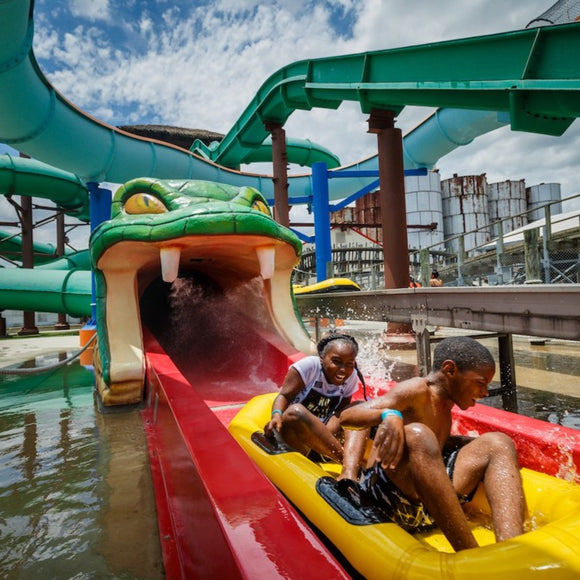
(316, 331), (359, 356)
(316, 331), (367, 400)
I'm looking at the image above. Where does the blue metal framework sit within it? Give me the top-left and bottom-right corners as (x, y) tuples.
(291, 163), (427, 281)
(88, 182), (112, 322)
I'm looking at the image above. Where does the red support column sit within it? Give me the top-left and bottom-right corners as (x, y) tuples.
(54, 211), (70, 330)
(265, 122), (290, 227)
(18, 195), (39, 336)
(367, 109), (415, 351)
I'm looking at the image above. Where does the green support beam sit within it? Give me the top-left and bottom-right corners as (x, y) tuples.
(211, 23), (580, 167)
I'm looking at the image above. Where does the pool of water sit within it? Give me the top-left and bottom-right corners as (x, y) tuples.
(483, 387), (580, 430)
(0, 356), (162, 580)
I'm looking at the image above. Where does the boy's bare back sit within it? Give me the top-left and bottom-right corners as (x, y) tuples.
(339, 336), (525, 551)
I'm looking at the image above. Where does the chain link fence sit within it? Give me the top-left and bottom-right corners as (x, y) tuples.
(414, 194), (580, 287)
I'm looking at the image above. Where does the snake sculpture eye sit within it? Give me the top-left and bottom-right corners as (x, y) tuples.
(124, 193), (168, 214)
(251, 198), (271, 216)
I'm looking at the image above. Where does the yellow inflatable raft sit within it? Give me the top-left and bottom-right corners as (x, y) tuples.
(292, 277), (361, 295)
(229, 393), (580, 580)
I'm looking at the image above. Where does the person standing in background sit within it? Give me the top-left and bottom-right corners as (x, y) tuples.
(430, 270), (443, 287)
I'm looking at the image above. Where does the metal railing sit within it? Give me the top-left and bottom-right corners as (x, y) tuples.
(413, 192), (580, 287)
(295, 193), (580, 288)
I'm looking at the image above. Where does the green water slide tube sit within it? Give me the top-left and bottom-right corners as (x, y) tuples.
(34, 250), (92, 271)
(192, 135), (340, 168)
(0, 245), (92, 317)
(0, 153), (92, 314)
(0, 229), (59, 265)
(0, 154), (90, 221)
(0, 0), (338, 183)
(0, 152), (90, 272)
(0, 268), (91, 318)
(0, 230), (90, 269)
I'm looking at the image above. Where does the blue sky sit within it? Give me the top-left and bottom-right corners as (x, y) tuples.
(2, 0), (580, 247)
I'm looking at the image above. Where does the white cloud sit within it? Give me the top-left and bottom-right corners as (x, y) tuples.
(352, 0), (549, 50)
(70, 0), (111, 22)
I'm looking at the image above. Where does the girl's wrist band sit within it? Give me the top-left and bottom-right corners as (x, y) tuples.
(271, 409), (283, 417)
(381, 409), (403, 421)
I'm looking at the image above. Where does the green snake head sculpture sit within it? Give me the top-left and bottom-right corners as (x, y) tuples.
(90, 177), (314, 405)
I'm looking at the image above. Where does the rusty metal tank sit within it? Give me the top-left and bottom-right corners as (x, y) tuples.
(527, 182), (562, 221)
(405, 170), (444, 251)
(487, 179), (528, 237)
(441, 173), (490, 252)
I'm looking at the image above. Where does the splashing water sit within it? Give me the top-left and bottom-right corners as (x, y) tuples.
(556, 434), (579, 483)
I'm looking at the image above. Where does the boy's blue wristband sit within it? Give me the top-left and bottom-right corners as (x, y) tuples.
(381, 409), (403, 421)
(271, 409), (283, 417)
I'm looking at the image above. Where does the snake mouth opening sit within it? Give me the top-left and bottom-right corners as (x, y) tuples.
(139, 271), (275, 381)
(131, 236), (295, 346)
(94, 233), (315, 401)
(140, 270), (224, 336)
